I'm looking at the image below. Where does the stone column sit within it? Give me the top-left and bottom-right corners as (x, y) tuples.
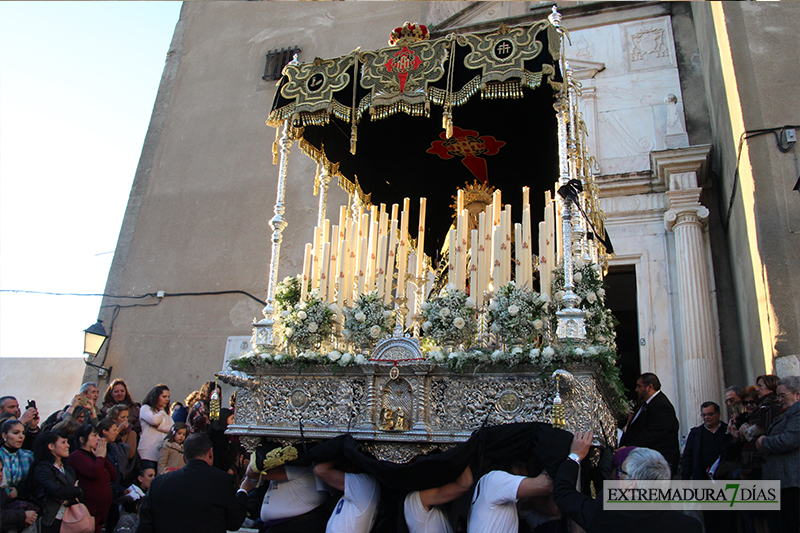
(654, 145), (722, 417)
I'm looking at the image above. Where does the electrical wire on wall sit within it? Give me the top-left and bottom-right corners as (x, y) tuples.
(721, 124), (799, 233)
(0, 289), (266, 380)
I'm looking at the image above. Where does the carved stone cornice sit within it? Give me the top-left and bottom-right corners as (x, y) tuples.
(650, 144), (712, 191)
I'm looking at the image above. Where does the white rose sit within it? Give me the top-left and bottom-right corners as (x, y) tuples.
(297, 310), (308, 320)
(453, 317), (465, 329)
(597, 335), (606, 343)
(355, 312), (366, 323)
(342, 329), (352, 340)
(448, 352), (458, 360)
(543, 346), (555, 357)
(586, 292), (597, 304)
(574, 347), (584, 356)
(587, 346), (599, 355)
(297, 301), (307, 310)
(273, 354), (283, 362)
(261, 353), (273, 362)
(281, 310), (291, 318)
(512, 347), (523, 355)
(328, 303), (340, 314)
(285, 328), (294, 338)
(339, 353), (353, 366)
(529, 348), (541, 360)
(573, 272), (583, 283)
(592, 264), (601, 273)
(446, 283), (456, 292)
(488, 300), (498, 311)
(533, 319), (543, 330)
(328, 350), (342, 362)
(465, 297), (476, 308)
(370, 325), (382, 338)
(354, 354), (367, 364)
(597, 288), (606, 298)
(555, 291), (565, 301)
(507, 305), (520, 316)
(420, 302), (431, 311)
(439, 307), (451, 318)
(537, 293), (550, 303)
(307, 322), (318, 333)
(383, 310), (392, 318)
(434, 352), (446, 362)
(422, 321), (433, 332)
(491, 322), (501, 333)
(574, 257), (585, 269)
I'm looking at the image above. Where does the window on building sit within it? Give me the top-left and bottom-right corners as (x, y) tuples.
(263, 46), (301, 81)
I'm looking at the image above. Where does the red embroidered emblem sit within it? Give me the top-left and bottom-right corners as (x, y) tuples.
(427, 127), (506, 183)
(385, 46), (423, 93)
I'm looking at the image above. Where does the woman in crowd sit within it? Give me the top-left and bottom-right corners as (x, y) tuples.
(67, 424), (117, 533)
(757, 375), (800, 533)
(31, 431), (84, 533)
(156, 422), (187, 475)
(107, 404), (138, 484)
(100, 380), (141, 435)
(185, 381), (217, 434)
(0, 419), (34, 501)
(98, 418), (126, 532)
(0, 456), (38, 530)
(170, 402), (187, 424)
(137, 385), (173, 471)
(207, 408), (240, 475)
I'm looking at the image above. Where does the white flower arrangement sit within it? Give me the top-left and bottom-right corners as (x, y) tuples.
(279, 290), (334, 351)
(487, 282), (549, 347)
(342, 291), (395, 347)
(421, 286), (477, 346)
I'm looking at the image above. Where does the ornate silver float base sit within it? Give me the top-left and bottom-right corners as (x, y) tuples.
(219, 363), (617, 460)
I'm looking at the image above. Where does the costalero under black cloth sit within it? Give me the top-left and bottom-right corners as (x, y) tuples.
(252, 422), (574, 533)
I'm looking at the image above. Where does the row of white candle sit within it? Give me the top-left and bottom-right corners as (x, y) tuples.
(299, 186), (562, 312)
(300, 197), (428, 309)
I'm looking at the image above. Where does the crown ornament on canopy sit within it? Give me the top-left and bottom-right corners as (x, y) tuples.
(388, 22), (429, 46)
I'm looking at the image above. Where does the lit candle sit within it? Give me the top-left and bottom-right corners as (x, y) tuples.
(522, 186), (530, 209)
(337, 237), (349, 310)
(457, 189), (464, 214)
(415, 197), (427, 278)
(301, 243), (312, 301)
(448, 228), (457, 286)
(492, 190), (501, 226)
(384, 217), (398, 304)
(328, 225), (339, 303)
(311, 226), (321, 291)
(358, 236), (368, 295)
(320, 242), (331, 300)
(477, 211), (487, 306)
(514, 222), (524, 288)
(538, 221), (549, 298)
(522, 207), (532, 290)
(492, 225), (502, 289)
(470, 228), (479, 302)
(376, 234), (387, 300)
(396, 199), (409, 299)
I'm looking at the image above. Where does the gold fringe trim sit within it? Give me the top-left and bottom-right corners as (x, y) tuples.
(297, 138), (371, 206)
(429, 76), (482, 108)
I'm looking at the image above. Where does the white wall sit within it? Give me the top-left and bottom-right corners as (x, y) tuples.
(0, 357), (86, 420)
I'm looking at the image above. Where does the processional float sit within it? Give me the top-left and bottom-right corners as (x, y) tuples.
(221, 7), (623, 462)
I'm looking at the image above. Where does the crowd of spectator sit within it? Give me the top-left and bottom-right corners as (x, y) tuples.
(0, 379), (244, 532)
(0, 371), (797, 533)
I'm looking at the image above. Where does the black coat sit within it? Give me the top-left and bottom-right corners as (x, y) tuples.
(620, 391), (681, 472)
(31, 461), (84, 526)
(136, 459), (247, 533)
(553, 459), (702, 533)
(680, 422), (729, 480)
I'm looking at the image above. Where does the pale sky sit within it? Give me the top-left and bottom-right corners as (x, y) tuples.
(0, 1), (182, 358)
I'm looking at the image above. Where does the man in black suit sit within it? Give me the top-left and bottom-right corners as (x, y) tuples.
(553, 431), (701, 533)
(620, 372), (680, 475)
(137, 433), (247, 533)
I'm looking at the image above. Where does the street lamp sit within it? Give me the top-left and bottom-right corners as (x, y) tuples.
(83, 320), (112, 381)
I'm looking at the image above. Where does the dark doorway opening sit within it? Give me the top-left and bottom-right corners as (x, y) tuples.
(604, 265), (640, 403)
